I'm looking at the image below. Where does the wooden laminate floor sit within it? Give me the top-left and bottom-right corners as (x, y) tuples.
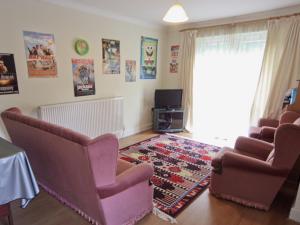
(1, 131), (299, 225)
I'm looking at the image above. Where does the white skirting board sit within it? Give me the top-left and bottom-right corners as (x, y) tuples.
(123, 123), (152, 138)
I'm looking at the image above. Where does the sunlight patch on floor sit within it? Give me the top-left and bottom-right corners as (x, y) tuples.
(175, 131), (235, 148)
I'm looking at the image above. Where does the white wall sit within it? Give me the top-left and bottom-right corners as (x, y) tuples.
(0, 0), (168, 139)
(162, 30), (181, 89)
(2, 1), (299, 140)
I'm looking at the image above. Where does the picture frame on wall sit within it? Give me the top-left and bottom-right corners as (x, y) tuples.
(140, 36), (158, 79)
(23, 31), (57, 78)
(169, 45), (179, 74)
(74, 39), (89, 56)
(125, 60), (136, 82)
(72, 58), (95, 97)
(102, 39), (120, 74)
(0, 53), (19, 95)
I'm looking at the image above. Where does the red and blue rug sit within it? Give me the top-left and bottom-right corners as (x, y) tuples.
(119, 134), (221, 219)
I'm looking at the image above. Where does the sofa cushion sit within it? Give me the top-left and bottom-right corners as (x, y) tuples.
(116, 158), (134, 175)
(249, 126), (262, 138)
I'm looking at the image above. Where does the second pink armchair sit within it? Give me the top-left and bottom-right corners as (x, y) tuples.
(210, 118), (300, 210)
(249, 111), (300, 143)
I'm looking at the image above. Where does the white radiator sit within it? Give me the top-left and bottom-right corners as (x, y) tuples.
(38, 97), (124, 138)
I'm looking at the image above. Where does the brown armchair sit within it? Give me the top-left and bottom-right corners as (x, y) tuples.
(249, 111), (300, 143)
(210, 118), (300, 210)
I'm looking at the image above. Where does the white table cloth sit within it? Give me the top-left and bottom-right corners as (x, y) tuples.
(0, 137), (39, 208)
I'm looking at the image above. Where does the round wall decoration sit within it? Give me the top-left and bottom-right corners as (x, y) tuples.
(74, 39), (89, 56)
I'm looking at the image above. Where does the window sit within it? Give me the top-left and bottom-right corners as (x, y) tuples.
(193, 29), (267, 142)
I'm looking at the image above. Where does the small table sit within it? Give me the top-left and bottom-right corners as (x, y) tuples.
(152, 108), (184, 133)
(0, 137), (40, 224)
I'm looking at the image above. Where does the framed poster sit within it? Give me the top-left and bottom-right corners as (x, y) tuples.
(23, 31), (57, 77)
(102, 39), (120, 74)
(140, 36), (158, 79)
(169, 45), (179, 73)
(125, 60), (136, 82)
(0, 53), (19, 95)
(72, 58), (95, 97)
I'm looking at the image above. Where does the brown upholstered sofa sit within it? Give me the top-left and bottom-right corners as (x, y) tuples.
(249, 111), (300, 143)
(210, 118), (300, 210)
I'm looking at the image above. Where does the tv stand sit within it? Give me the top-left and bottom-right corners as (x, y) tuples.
(152, 108), (184, 133)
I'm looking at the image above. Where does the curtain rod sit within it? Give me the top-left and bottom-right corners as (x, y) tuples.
(179, 12), (300, 32)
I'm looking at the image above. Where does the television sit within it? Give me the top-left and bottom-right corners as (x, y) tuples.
(155, 89), (183, 109)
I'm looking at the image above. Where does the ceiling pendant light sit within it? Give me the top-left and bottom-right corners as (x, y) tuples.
(163, 2), (189, 23)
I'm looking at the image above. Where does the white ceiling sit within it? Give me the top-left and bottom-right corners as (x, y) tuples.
(43, 0), (300, 27)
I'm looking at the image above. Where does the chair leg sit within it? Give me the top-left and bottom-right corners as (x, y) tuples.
(8, 205), (14, 225)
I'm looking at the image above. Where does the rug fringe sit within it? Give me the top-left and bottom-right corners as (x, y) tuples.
(153, 207), (177, 224)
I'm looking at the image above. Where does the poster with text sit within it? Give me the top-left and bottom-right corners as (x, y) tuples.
(125, 60), (136, 82)
(140, 36), (158, 79)
(23, 31), (57, 77)
(0, 53), (19, 95)
(169, 45), (179, 73)
(72, 58), (95, 97)
(102, 39), (120, 74)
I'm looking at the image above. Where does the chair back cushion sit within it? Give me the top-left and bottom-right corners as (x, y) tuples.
(279, 111), (300, 125)
(272, 123), (300, 171)
(1, 108), (103, 222)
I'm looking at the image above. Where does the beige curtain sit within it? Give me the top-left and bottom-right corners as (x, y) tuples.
(251, 16), (300, 124)
(179, 31), (197, 132)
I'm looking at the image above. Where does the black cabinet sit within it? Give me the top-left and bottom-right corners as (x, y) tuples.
(153, 108), (184, 133)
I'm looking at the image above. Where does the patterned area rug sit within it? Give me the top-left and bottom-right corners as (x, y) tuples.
(119, 134), (221, 219)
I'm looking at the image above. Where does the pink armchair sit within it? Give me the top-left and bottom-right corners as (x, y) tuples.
(1, 108), (154, 225)
(210, 118), (300, 210)
(249, 111), (300, 143)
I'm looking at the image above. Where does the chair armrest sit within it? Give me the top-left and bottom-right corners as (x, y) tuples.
(234, 136), (274, 159)
(280, 111), (300, 124)
(97, 163), (154, 198)
(258, 118), (279, 128)
(260, 127), (276, 138)
(88, 133), (118, 145)
(222, 152), (289, 176)
(211, 148), (230, 172)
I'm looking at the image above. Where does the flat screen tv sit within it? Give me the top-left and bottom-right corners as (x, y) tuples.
(155, 89), (183, 109)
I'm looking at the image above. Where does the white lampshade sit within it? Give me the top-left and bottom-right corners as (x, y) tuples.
(163, 3), (189, 23)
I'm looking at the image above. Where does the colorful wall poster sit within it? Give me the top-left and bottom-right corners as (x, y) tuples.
(0, 53), (19, 95)
(169, 45), (179, 73)
(72, 59), (95, 97)
(140, 36), (158, 79)
(125, 60), (136, 82)
(102, 39), (120, 74)
(23, 31), (57, 77)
